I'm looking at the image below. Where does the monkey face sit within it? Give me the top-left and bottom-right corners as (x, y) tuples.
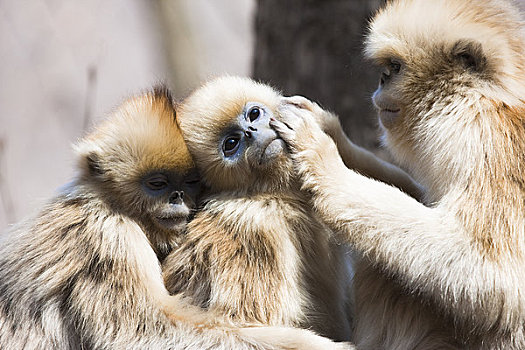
(365, 0), (525, 190)
(76, 88), (201, 236)
(206, 101), (290, 193)
(221, 102), (285, 168)
(178, 76), (293, 193)
(85, 162), (202, 235)
(140, 169), (201, 233)
(371, 58), (404, 130)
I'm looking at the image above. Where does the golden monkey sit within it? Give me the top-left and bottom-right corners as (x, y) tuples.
(0, 87), (350, 350)
(272, 0), (525, 349)
(162, 76), (354, 343)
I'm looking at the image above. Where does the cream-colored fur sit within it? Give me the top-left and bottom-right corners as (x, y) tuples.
(285, 95), (423, 200)
(272, 1), (525, 349)
(0, 88), (350, 349)
(162, 76), (354, 344)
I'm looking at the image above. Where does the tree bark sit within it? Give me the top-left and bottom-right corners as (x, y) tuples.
(253, 0), (386, 155)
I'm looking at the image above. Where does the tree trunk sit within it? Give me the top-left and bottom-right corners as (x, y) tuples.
(253, 0), (386, 155)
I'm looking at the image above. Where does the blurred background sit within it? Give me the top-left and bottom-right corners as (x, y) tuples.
(0, 0), (386, 231)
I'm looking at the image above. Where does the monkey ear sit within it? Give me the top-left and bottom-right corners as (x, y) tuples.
(451, 40), (487, 72)
(85, 152), (105, 178)
(74, 141), (107, 181)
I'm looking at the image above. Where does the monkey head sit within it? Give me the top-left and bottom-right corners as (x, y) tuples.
(75, 88), (201, 235)
(365, 0), (525, 196)
(177, 76), (292, 193)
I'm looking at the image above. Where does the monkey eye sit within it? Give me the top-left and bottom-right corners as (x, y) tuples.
(223, 135), (241, 157)
(389, 59), (401, 74)
(144, 174), (169, 191)
(247, 107), (261, 122)
(184, 176), (200, 187)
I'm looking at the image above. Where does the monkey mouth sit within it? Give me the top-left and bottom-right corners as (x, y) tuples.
(155, 215), (188, 231)
(259, 138), (285, 164)
(378, 108), (401, 128)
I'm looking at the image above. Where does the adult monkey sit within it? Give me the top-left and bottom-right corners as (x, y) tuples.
(272, 0), (525, 349)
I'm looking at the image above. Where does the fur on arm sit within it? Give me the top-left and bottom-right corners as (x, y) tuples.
(272, 104), (525, 332)
(283, 96), (424, 200)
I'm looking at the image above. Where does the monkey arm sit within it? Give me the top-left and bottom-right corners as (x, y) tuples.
(282, 96), (424, 201)
(272, 105), (525, 332)
(329, 123), (424, 200)
(86, 208), (352, 350)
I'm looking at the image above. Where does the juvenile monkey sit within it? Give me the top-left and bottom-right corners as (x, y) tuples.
(272, 0), (525, 349)
(0, 88), (349, 350)
(162, 76), (354, 343)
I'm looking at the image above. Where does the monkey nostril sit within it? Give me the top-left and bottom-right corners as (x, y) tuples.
(169, 191), (184, 204)
(245, 126), (258, 138)
(380, 72), (389, 86)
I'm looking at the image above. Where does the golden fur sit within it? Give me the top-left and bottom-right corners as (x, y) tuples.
(162, 76), (354, 344)
(0, 88), (349, 349)
(271, 0), (525, 349)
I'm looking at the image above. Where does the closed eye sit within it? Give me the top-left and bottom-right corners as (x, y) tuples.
(144, 175), (169, 191)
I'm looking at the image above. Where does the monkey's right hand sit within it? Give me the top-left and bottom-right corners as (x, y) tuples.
(282, 95), (343, 140)
(239, 326), (355, 350)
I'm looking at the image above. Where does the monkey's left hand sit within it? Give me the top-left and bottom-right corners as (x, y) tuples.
(272, 98), (348, 189)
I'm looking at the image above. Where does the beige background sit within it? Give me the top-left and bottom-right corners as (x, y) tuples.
(0, 0), (255, 231)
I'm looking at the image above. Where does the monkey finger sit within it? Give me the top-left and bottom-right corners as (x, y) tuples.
(277, 105), (307, 129)
(273, 107), (308, 141)
(282, 96), (326, 119)
(280, 105), (323, 137)
(270, 118), (297, 146)
(282, 95), (317, 111)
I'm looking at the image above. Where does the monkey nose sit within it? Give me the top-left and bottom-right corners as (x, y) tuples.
(169, 191), (184, 205)
(245, 126), (257, 138)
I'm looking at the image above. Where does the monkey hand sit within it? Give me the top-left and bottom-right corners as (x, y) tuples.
(282, 95), (342, 139)
(272, 101), (348, 191)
